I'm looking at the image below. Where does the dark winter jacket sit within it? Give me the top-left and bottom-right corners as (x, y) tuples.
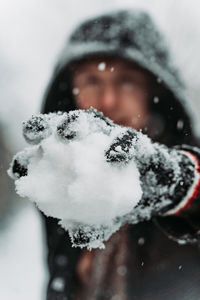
(41, 10), (200, 300)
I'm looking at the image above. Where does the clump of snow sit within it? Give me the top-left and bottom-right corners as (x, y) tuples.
(51, 277), (65, 292)
(98, 62), (106, 71)
(177, 119), (184, 130)
(153, 96), (159, 103)
(72, 87), (80, 95)
(9, 109), (142, 249)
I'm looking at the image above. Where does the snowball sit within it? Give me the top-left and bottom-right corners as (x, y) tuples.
(11, 110), (143, 249)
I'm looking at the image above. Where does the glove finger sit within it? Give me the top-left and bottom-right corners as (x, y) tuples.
(86, 108), (114, 127)
(57, 112), (80, 141)
(105, 129), (137, 163)
(9, 151), (29, 179)
(23, 115), (51, 145)
(12, 159), (28, 179)
(68, 224), (106, 249)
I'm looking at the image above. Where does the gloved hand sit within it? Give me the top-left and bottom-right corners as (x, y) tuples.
(105, 129), (196, 221)
(8, 108), (196, 249)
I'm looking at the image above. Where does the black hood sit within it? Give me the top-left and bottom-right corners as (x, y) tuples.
(42, 9), (197, 147)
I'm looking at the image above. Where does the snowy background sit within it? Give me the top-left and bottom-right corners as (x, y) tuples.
(0, 0), (200, 299)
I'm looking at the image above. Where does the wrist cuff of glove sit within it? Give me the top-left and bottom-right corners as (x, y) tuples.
(164, 150), (200, 216)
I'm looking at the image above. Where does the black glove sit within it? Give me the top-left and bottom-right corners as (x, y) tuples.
(8, 109), (197, 249)
(105, 129), (196, 221)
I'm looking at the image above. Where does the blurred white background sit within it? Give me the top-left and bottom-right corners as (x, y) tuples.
(0, 1), (200, 299)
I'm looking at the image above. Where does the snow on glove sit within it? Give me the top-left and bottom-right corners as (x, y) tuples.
(105, 129), (197, 225)
(8, 109), (142, 249)
(8, 109), (197, 249)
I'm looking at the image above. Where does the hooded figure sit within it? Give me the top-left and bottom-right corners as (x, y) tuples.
(41, 10), (200, 300)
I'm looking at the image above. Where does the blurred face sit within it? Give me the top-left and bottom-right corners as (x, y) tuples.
(72, 59), (151, 129)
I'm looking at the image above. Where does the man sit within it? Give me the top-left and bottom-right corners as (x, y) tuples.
(72, 59), (150, 130)
(41, 10), (200, 300)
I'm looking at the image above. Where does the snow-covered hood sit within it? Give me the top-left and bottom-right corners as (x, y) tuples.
(58, 11), (185, 102)
(42, 9), (197, 146)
